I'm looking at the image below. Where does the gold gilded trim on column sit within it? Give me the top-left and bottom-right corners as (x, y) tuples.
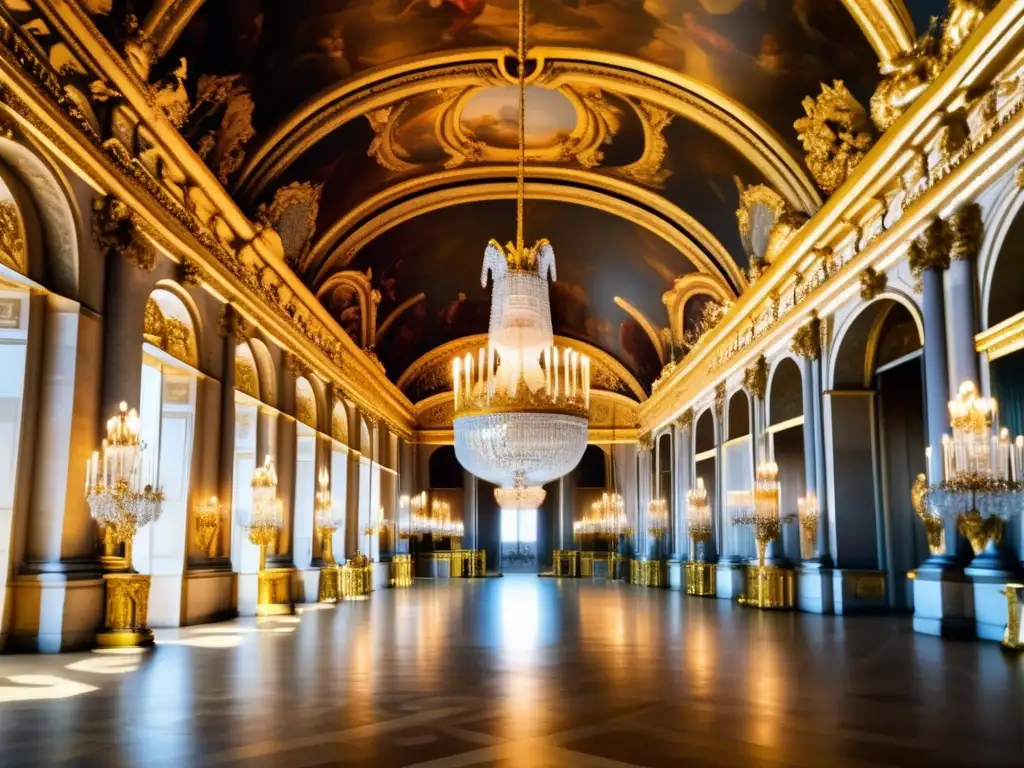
(842, 0), (916, 62)
(636, 1), (1024, 434)
(312, 179), (743, 295)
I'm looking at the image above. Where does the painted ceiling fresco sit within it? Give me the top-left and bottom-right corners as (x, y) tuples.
(135, 0), (925, 401)
(331, 199), (697, 389)
(168, 0), (880, 143)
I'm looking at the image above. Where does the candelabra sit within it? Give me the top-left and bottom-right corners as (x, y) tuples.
(194, 496), (223, 559)
(684, 478), (715, 596)
(314, 468), (339, 565)
(86, 402), (164, 571)
(797, 491), (820, 560)
(920, 382), (1024, 559)
(647, 497), (668, 539)
(244, 455), (283, 572)
(86, 401), (164, 647)
(733, 461), (782, 567)
(686, 478), (712, 550)
(910, 474), (945, 555)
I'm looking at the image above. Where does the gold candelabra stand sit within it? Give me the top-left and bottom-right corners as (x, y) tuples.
(797, 491), (820, 560)
(736, 460), (794, 610)
(910, 474), (945, 555)
(244, 456), (291, 615)
(685, 477), (715, 597)
(87, 402), (164, 647)
(194, 496), (223, 559)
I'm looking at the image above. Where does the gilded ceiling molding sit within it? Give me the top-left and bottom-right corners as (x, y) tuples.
(6, 0), (415, 435)
(636, 0), (1024, 435)
(237, 48), (819, 213)
(662, 273), (734, 346)
(613, 296), (665, 363)
(841, 0), (916, 62)
(309, 168), (746, 294)
(142, 0), (207, 61)
(397, 333), (647, 404)
(315, 269), (380, 349)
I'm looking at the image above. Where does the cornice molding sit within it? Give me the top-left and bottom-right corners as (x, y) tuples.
(638, 0), (1024, 433)
(6, 0), (415, 435)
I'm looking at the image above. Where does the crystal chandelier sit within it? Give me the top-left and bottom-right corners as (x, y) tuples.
(686, 478), (713, 545)
(647, 497), (669, 538)
(733, 460), (782, 567)
(451, 0), (589, 495)
(922, 381), (1024, 554)
(398, 492), (464, 539)
(244, 455), (283, 571)
(86, 401), (164, 570)
(495, 485), (547, 510)
(573, 491), (628, 539)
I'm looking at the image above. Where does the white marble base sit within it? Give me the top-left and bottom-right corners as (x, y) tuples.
(832, 569), (888, 614)
(292, 568), (321, 604)
(911, 570), (974, 638)
(667, 560), (684, 591)
(797, 567), (833, 614)
(715, 562), (745, 599)
(8, 573), (105, 652)
(147, 573), (184, 628)
(966, 574), (1013, 642)
(372, 562), (391, 591)
(236, 571), (259, 617)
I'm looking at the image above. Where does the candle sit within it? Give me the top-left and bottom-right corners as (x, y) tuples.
(553, 348), (560, 399)
(453, 357), (461, 409)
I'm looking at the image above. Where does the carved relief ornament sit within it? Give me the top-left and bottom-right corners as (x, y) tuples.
(743, 355), (769, 400)
(790, 315), (821, 360)
(794, 81), (874, 194)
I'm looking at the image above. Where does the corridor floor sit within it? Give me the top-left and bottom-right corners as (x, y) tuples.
(0, 576), (1021, 767)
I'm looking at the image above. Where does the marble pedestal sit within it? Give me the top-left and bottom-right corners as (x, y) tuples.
(912, 565), (974, 638)
(832, 569), (888, 614)
(372, 561), (391, 591)
(667, 560), (684, 591)
(797, 565), (834, 614)
(715, 561), (745, 599)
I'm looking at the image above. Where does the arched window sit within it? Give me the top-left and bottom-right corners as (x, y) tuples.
(136, 286), (200, 627)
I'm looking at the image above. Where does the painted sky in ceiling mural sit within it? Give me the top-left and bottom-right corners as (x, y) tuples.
(169, 0), (881, 144)
(328, 199), (697, 389)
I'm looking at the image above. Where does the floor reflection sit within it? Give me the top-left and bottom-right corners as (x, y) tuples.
(0, 578), (1021, 767)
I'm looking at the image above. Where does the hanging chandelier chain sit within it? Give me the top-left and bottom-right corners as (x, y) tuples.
(515, 0), (526, 254)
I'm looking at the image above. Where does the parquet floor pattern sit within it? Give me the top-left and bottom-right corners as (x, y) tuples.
(1, 576), (1021, 767)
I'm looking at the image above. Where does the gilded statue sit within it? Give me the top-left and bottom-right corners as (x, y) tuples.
(871, 1), (994, 132)
(794, 81), (873, 194)
(149, 58), (190, 129)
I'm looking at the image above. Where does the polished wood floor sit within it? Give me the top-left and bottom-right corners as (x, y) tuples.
(1, 576), (1022, 767)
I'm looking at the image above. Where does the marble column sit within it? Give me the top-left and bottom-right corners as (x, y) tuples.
(10, 295), (105, 652)
(613, 443), (638, 564)
(795, 336), (834, 613)
(637, 446), (653, 558)
(344, 406), (362, 559)
(672, 416), (693, 561)
(910, 221), (974, 638)
(463, 469), (478, 551)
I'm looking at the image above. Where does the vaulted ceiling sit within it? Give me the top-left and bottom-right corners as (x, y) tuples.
(109, 0), (946, 397)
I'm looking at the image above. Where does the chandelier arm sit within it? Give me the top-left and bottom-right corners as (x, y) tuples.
(516, 0), (526, 255)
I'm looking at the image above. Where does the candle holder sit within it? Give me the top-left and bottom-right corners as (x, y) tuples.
(910, 475), (945, 555)
(314, 468), (343, 602)
(243, 456), (291, 615)
(685, 478), (715, 596)
(87, 402), (164, 648)
(194, 496), (223, 559)
(919, 383), (1024, 563)
(736, 460), (794, 609)
(797, 491), (821, 560)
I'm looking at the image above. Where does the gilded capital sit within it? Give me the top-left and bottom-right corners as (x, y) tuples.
(92, 196), (155, 271)
(790, 315), (820, 360)
(859, 267), (887, 301)
(713, 382), (726, 421)
(638, 432), (653, 452)
(676, 407), (694, 431)
(947, 203), (983, 261)
(181, 258), (205, 286)
(743, 355), (768, 400)
(907, 218), (950, 278)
